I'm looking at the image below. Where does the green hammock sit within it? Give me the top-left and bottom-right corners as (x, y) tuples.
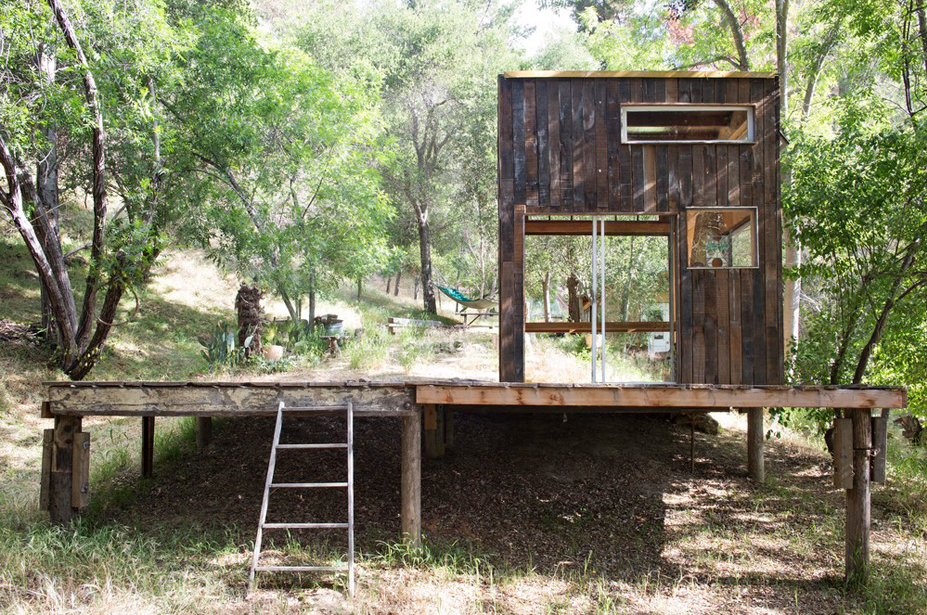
(436, 285), (497, 311)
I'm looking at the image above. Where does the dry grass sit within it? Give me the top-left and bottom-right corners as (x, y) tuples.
(1, 240), (926, 614)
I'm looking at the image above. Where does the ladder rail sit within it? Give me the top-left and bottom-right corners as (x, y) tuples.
(347, 401), (355, 596)
(248, 400), (355, 597)
(249, 400), (285, 591)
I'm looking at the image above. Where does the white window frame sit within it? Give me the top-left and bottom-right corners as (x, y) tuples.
(621, 104), (756, 144)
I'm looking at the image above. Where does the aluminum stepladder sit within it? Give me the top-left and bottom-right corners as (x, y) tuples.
(249, 401), (354, 595)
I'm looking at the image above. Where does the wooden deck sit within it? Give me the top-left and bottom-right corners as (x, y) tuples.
(39, 379), (906, 582)
(42, 379), (907, 416)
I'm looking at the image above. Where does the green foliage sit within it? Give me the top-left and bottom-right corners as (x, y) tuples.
(198, 322), (250, 369)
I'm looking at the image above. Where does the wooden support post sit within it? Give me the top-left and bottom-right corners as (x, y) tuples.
(444, 410), (454, 450)
(870, 411), (888, 484)
(142, 416), (155, 478)
(423, 404), (445, 459)
(833, 417), (854, 489)
(846, 408), (872, 584)
(72, 432), (91, 509)
(195, 417), (212, 449)
(401, 414), (422, 547)
(747, 407), (765, 483)
(48, 416), (82, 523)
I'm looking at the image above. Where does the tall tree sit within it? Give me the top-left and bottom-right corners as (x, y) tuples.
(1, 0), (179, 378)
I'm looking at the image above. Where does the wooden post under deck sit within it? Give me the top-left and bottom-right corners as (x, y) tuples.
(195, 417), (212, 449)
(48, 416), (82, 523)
(142, 416), (155, 478)
(401, 413), (422, 546)
(747, 407), (765, 483)
(846, 408), (872, 583)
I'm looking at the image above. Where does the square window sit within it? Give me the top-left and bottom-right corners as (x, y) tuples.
(686, 208), (757, 268)
(622, 105), (755, 143)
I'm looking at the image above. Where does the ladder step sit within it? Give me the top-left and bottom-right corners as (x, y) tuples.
(271, 482), (348, 489)
(276, 443), (348, 450)
(253, 565), (348, 573)
(263, 522), (349, 530)
(281, 405), (351, 412)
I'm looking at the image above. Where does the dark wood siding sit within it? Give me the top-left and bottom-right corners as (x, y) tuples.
(498, 74), (783, 385)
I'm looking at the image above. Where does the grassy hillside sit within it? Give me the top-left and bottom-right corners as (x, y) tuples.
(1, 234), (926, 614)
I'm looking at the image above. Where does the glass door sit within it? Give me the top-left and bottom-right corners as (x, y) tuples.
(523, 215), (675, 384)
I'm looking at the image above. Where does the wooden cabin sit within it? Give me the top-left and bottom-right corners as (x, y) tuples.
(497, 70), (783, 386)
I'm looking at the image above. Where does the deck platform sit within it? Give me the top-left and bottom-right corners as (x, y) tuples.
(39, 379), (906, 582)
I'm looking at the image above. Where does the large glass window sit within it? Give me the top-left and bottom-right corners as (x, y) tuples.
(686, 208), (757, 269)
(622, 105), (755, 143)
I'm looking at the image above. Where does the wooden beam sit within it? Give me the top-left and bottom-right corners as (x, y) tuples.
(39, 429), (53, 511)
(142, 417), (155, 478)
(525, 321), (669, 334)
(504, 70), (777, 79)
(525, 220), (670, 236)
(747, 408), (765, 483)
(44, 381), (416, 417)
(846, 408), (872, 583)
(415, 384), (907, 409)
(401, 414), (421, 547)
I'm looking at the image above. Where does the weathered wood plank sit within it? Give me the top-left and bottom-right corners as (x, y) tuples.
(606, 81), (620, 209)
(415, 384), (907, 409)
(537, 80), (550, 208)
(833, 417), (853, 489)
(512, 80), (526, 205)
(72, 432), (90, 508)
(45, 383), (417, 417)
(547, 80), (561, 209)
(583, 80), (597, 209)
(524, 80), (539, 208)
(595, 80), (608, 210)
(572, 80), (584, 210)
(729, 271), (743, 385)
(558, 80), (573, 209)
(716, 269), (731, 384)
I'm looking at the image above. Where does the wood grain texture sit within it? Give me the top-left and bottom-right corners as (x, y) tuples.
(415, 383), (906, 409)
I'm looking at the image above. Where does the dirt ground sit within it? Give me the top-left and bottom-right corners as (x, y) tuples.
(96, 407), (910, 614)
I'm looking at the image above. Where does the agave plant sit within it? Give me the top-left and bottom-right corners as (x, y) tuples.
(199, 322), (253, 369)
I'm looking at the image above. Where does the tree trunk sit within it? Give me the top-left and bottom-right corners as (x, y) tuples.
(567, 273), (582, 322)
(394, 270), (402, 296)
(385, 277), (392, 294)
(542, 271), (551, 322)
(414, 276), (420, 300)
(357, 277), (363, 300)
(308, 271), (316, 324)
(416, 210), (437, 314)
(712, 0), (751, 70)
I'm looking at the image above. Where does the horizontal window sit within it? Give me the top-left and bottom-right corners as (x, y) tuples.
(622, 105), (755, 143)
(686, 208), (757, 269)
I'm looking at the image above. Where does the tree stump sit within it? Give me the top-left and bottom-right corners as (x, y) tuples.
(235, 284), (263, 357)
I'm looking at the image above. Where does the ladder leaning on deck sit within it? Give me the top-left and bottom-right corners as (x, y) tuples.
(248, 401), (355, 595)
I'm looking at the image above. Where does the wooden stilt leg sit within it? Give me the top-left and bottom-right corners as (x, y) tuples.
(142, 416), (155, 478)
(401, 413), (421, 547)
(423, 404), (444, 459)
(195, 417), (212, 449)
(444, 410), (454, 450)
(846, 408), (872, 584)
(747, 407), (765, 483)
(48, 416), (82, 523)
